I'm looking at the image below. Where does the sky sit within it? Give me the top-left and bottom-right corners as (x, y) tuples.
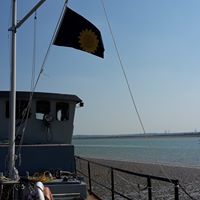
(1, 0), (200, 135)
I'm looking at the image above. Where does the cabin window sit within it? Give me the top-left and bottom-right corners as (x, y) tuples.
(36, 100), (50, 120)
(56, 102), (69, 121)
(5, 100), (31, 119)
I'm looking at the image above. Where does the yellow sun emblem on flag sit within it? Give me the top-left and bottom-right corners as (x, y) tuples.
(78, 29), (99, 53)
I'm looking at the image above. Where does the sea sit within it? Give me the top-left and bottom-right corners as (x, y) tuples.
(72, 135), (200, 167)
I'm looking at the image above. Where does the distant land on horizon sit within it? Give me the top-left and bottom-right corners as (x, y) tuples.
(73, 132), (200, 139)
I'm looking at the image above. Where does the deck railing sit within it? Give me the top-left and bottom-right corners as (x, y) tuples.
(75, 156), (179, 200)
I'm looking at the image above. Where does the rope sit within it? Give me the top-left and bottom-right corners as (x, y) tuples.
(28, 171), (54, 183)
(100, 2), (166, 191)
(100, 0), (146, 134)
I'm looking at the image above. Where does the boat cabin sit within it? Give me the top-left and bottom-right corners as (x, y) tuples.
(0, 91), (83, 144)
(0, 91), (84, 176)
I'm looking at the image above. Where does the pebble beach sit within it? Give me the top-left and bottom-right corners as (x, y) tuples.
(76, 157), (200, 199)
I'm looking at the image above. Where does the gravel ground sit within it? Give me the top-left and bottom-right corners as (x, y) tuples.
(76, 157), (200, 200)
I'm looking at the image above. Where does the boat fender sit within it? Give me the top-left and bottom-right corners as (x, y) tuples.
(36, 181), (45, 200)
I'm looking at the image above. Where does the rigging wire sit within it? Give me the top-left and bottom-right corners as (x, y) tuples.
(15, 0), (69, 165)
(33, 0), (68, 92)
(15, 11), (39, 165)
(99, 1), (198, 199)
(100, 0), (146, 134)
(100, 0), (174, 189)
(100, 0), (155, 180)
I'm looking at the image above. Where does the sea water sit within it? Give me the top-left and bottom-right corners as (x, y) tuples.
(72, 136), (200, 167)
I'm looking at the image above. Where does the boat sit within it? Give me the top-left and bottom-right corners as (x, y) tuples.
(0, 0), (104, 199)
(0, 91), (88, 199)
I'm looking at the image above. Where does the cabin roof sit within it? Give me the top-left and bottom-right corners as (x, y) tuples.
(0, 91), (82, 103)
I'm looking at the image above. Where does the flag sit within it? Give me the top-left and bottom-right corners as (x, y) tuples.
(53, 7), (104, 58)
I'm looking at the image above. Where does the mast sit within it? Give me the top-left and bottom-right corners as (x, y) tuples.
(8, 0), (46, 179)
(8, 0), (17, 179)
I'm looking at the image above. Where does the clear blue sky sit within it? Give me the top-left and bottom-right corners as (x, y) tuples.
(1, 0), (200, 135)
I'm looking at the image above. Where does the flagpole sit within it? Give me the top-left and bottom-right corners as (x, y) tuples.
(8, 0), (46, 180)
(8, 0), (17, 179)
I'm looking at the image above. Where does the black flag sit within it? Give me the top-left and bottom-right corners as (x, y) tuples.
(53, 7), (104, 58)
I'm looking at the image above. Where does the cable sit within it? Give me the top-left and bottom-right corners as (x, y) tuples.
(100, 0), (146, 134)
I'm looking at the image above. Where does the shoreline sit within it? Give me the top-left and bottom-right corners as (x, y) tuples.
(73, 132), (200, 140)
(83, 156), (200, 170)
